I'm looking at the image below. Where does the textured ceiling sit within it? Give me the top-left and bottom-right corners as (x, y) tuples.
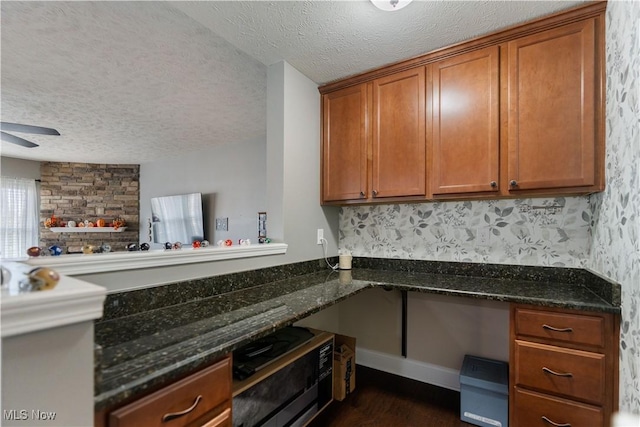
(1, 0), (587, 164)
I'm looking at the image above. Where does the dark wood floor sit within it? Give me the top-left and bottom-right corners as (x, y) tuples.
(309, 366), (472, 427)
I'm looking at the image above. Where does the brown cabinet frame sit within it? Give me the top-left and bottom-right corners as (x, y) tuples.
(509, 304), (619, 427)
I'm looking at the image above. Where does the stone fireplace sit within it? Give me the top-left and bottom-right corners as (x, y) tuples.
(39, 162), (139, 253)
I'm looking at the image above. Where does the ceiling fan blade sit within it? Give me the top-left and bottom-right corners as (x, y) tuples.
(1, 131), (39, 148)
(0, 122), (60, 136)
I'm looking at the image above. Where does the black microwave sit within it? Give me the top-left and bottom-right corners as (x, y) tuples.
(233, 328), (333, 427)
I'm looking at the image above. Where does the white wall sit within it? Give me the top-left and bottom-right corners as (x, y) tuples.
(139, 136), (267, 248)
(407, 294), (509, 369)
(2, 322), (95, 426)
(267, 61), (340, 260)
(1, 157), (41, 180)
(79, 61), (339, 292)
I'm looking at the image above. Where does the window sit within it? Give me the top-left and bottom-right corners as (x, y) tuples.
(1, 177), (39, 259)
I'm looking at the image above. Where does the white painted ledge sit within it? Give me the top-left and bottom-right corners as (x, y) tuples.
(22, 243), (288, 276)
(48, 226), (128, 233)
(1, 262), (106, 338)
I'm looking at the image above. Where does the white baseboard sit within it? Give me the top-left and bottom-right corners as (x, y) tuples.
(355, 347), (461, 392)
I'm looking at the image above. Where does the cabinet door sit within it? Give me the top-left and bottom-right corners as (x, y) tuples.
(372, 67), (426, 198)
(322, 84), (368, 202)
(431, 46), (499, 195)
(506, 19), (597, 192)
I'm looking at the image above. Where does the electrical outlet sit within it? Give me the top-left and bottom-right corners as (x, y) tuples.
(317, 229), (324, 245)
(216, 217), (228, 231)
(477, 227), (491, 246)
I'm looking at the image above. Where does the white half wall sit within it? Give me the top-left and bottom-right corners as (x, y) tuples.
(2, 322), (95, 426)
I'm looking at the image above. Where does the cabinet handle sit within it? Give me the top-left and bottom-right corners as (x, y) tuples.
(542, 324), (573, 333)
(359, 191), (366, 198)
(509, 180), (518, 187)
(161, 395), (203, 422)
(541, 415), (571, 426)
(542, 367), (573, 377)
(372, 190), (378, 197)
(490, 181), (497, 188)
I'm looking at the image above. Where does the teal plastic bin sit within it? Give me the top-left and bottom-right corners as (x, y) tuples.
(460, 355), (509, 427)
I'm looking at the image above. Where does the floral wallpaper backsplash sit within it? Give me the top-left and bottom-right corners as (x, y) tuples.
(589, 0), (640, 413)
(339, 197), (591, 268)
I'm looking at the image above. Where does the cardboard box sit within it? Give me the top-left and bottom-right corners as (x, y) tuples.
(460, 355), (509, 427)
(333, 334), (356, 401)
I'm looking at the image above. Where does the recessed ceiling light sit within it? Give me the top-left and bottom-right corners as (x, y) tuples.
(370, 0), (413, 12)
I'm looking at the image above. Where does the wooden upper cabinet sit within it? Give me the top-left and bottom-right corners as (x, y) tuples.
(372, 67), (426, 199)
(431, 46), (500, 196)
(319, 3), (605, 205)
(506, 18), (602, 193)
(322, 84), (368, 202)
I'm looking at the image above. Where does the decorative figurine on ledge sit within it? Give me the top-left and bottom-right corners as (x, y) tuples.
(82, 244), (95, 254)
(20, 267), (60, 292)
(164, 242), (173, 250)
(126, 243), (139, 251)
(48, 245), (63, 256)
(112, 217), (126, 231)
(140, 243), (150, 251)
(201, 240), (209, 247)
(44, 214), (58, 228)
(192, 240), (201, 248)
(26, 246), (43, 257)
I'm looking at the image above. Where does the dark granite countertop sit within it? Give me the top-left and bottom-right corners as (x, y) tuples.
(350, 269), (619, 313)
(94, 259), (620, 411)
(94, 270), (370, 410)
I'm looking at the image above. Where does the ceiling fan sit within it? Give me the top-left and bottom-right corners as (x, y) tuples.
(1, 122), (60, 148)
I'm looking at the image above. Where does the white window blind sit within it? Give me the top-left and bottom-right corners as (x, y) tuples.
(1, 177), (39, 259)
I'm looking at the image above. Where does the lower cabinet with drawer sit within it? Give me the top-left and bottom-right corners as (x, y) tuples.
(102, 355), (232, 427)
(510, 304), (619, 427)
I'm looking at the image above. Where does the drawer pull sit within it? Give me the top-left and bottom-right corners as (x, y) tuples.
(542, 324), (574, 333)
(161, 395), (203, 423)
(541, 415), (571, 426)
(542, 367), (573, 377)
